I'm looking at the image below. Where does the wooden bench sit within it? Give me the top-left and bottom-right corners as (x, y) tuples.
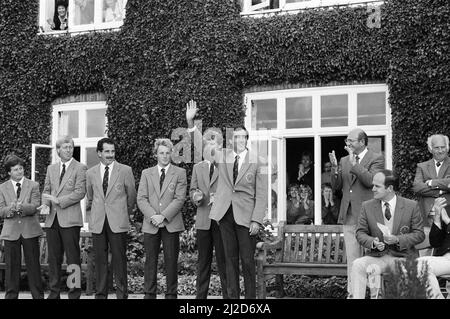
(256, 223), (347, 299)
(0, 232), (93, 289)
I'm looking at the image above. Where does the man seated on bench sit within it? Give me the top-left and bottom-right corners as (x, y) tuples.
(352, 169), (425, 299)
(417, 197), (450, 299)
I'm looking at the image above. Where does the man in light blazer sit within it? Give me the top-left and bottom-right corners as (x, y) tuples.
(0, 155), (44, 299)
(137, 138), (187, 299)
(186, 101), (228, 299)
(329, 128), (384, 298)
(412, 134), (450, 256)
(86, 137), (136, 299)
(39, 135), (87, 299)
(352, 169), (424, 299)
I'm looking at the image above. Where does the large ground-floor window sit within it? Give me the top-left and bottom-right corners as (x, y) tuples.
(245, 84), (392, 226)
(32, 95), (107, 230)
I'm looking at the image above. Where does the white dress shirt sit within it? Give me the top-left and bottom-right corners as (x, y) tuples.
(356, 148), (368, 163)
(60, 157), (73, 174)
(382, 195), (397, 234)
(11, 177), (25, 196)
(233, 149), (248, 172)
(100, 161), (115, 181)
(158, 164), (171, 177)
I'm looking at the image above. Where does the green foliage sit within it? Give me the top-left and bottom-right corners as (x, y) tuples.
(0, 0), (448, 225)
(384, 254), (431, 299)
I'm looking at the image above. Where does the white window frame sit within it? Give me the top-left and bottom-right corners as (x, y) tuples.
(240, 0), (384, 16)
(245, 84), (392, 226)
(38, 0), (126, 35)
(52, 101), (108, 230)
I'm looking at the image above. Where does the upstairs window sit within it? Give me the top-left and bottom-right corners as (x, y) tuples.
(240, 0), (383, 16)
(39, 0), (127, 34)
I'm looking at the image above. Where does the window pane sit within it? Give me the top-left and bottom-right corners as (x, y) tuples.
(87, 108), (106, 137)
(102, 0), (127, 22)
(286, 97), (312, 129)
(86, 147), (99, 169)
(58, 111), (79, 138)
(43, 0), (69, 31)
(321, 95), (348, 127)
(73, 0), (95, 26)
(357, 92), (386, 125)
(251, 99), (277, 130)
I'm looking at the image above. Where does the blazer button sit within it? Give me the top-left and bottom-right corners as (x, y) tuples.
(349, 189), (352, 193)
(159, 203), (162, 206)
(18, 221), (21, 224)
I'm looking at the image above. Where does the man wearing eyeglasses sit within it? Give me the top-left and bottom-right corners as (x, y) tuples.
(39, 135), (87, 299)
(329, 128), (384, 298)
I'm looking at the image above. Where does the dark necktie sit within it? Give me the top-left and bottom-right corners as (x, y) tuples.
(103, 166), (109, 196)
(355, 155), (360, 163)
(16, 182), (21, 199)
(384, 202), (392, 221)
(59, 163), (66, 185)
(233, 155), (239, 184)
(209, 162), (215, 181)
(436, 161), (442, 168)
(160, 168), (165, 190)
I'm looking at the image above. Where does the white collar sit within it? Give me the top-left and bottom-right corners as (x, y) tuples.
(100, 161), (115, 171)
(233, 149), (248, 159)
(11, 177), (24, 187)
(61, 157), (73, 168)
(158, 164), (170, 173)
(383, 195), (397, 210)
(356, 148), (368, 161)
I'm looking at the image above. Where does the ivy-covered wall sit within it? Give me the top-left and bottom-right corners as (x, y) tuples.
(0, 0), (448, 226)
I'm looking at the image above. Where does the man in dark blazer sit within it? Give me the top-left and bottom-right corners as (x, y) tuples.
(352, 169), (425, 299)
(86, 137), (136, 299)
(0, 155), (44, 299)
(39, 135), (87, 299)
(186, 101), (228, 299)
(137, 138), (187, 299)
(417, 197), (450, 299)
(329, 128), (384, 298)
(412, 134), (450, 256)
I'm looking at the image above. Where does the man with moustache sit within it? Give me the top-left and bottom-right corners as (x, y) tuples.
(39, 135), (87, 299)
(185, 101), (268, 299)
(0, 155), (44, 299)
(86, 137), (136, 299)
(412, 134), (450, 256)
(137, 138), (187, 299)
(352, 169), (424, 299)
(186, 100), (228, 299)
(329, 128), (384, 298)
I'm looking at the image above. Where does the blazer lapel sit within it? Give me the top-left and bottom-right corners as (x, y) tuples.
(5, 181), (16, 202)
(57, 161), (75, 195)
(427, 160), (437, 179)
(438, 157), (450, 178)
(235, 153), (251, 185)
(94, 164), (104, 199)
(18, 179), (30, 203)
(210, 163), (218, 186)
(106, 163), (120, 198)
(160, 166), (174, 196)
(373, 200), (385, 226)
(392, 197), (405, 235)
(201, 162), (209, 188)
(151, 166), (161, 198)
(226, 152), (235, 184)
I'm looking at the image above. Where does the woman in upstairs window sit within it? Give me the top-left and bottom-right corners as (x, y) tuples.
(49, 2), (68, 31)
(286, 184), (314, 225)
(103, 0), (125, 22)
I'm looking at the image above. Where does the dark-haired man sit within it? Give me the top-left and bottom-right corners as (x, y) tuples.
(186, 102), (267, 299)
(329, 128), (384, 298)
(0, 155), (44, 299)
(352, 169), (424, 299)
(40, 135), (87, 299)
(86, 137), (136, 299)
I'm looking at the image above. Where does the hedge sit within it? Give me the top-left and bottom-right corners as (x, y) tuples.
(0, 0), (449, 227)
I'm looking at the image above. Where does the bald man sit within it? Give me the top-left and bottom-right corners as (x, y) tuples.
(412, 134), (450, 256)
(329, 128), (384, 298)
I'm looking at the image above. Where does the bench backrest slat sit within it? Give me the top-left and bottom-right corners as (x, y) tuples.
(293, 234), (300, 261)
(301, 233), (308, 262)
(308, 233), (316, 262)
(325, 232), (332, 263)
(317, 233), (324, 263)
(284, 233), (293, 262)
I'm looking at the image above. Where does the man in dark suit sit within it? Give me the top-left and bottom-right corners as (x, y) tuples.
(417, 197), (450, 299)
(0, 155), (44, 299)
(137, 138), (187, 299)
(39, 135), (87, 299)
(86, 137), (136, 299)
(352, 169), (425, 299)
(186, 101), (228, 299)
(329, 128), (384, 297)
(412, 134), (450, 256)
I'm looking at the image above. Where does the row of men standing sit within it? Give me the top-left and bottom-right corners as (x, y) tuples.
(0, 100), (267, 299)
(330, 129), (450, 298)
